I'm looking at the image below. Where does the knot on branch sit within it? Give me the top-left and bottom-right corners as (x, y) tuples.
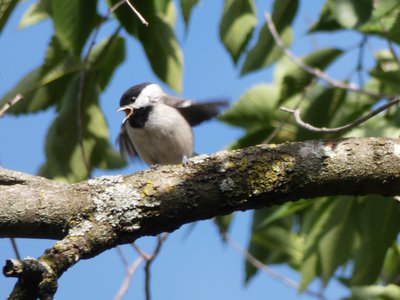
(3, 258), (57, 300)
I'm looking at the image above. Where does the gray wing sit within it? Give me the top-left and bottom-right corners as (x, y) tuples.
(162, 96), (229, 126)
(117, 124), (138, 160)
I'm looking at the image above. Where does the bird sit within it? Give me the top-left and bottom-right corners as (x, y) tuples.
(117, 82), (228, 166)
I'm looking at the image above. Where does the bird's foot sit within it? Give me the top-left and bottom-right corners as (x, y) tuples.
(182, 156), (190, 167)
(150, 163), (161, 170)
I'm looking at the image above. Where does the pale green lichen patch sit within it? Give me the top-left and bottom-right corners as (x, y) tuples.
(217, 158), (236, 173)
(220, 177), (235, 192)
(245, 154), (294, 196)
(239, 157), (248, 172)
(89, 176), (144, 232)
(67, 220), (94, 237)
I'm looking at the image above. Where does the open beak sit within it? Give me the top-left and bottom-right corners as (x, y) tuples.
(117, 106), (134, 124)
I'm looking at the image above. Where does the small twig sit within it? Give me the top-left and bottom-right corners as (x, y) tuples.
(131, 242), (150, 260)
(355, 36), (367, 89)
(144, 234), (167, 300)
(124, 0), (149, 26)
(109, 0), (126, 13)
(281, 96), (400, 133)
(130, 234), (168, 300)
(116, 246), (130, 270)
(0, 94), (23, 117)
(223, 232), (326, 300)
(264, 79), (316, 144)
(10, 238), (21, 260)
(264, 13), (389, 100)
(113, 251), (144, 300)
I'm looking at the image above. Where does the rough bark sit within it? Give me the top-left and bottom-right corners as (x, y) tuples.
(1, 137), (400, 299)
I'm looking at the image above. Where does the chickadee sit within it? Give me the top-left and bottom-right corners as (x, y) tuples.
(117, 83), (228, 166)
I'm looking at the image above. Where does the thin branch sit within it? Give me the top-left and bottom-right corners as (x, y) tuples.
(144, 234), (167, 300)
(113, 252), (144, 300)
(109, 0), (127, 13)
(223, 232), (326, 300)
(264, 12), (389, 100)
(355, 36), (367, 89)
(10, 238), (21, 260)
(130, 234), (168, 300)
(116, 246), (130, 271)
(0, 94), (23, 117)
(131, 242), (150, 260)
(281, 96), (400, 133)
(124, 0), (149, 26)
(264, 79), (316, 144)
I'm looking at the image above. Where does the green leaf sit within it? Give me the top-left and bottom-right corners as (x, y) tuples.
(19, 0), (51, 28)
(359, 5), (400, 44)
(0, 63), (76, 115)
(276, 48), (343, 103)
(219, 84), (279, 129)
(0, 68), (50, 114)
(369, 50), (400, 93)
(41, 35), (81, 85)
(257, 199), (315, 229)
(94, 143), (126, 170)
(351, 196), (400, 285)
(38, 76), (96, 182)
(138, 15), (183, 93)
(214, 214), (233, 240)
(300, 197), (357, 290)
(38, 32), (127, 181)
(88, 35), (126, 90)
(108, 0), (183, 92)
(219, 0), (257, 64)
(228, 126), (274, 150)
(328, 0), (373, 28)
(0, 35), (81, 115)
(309, 2), (343, 32)
(39, 71), (125, 182)
(246, 208), (303, 283)
(296, 86), (347, 141)
(180, 0), (199, 28)
(241, 0), (298, 75)
(382, 244), (400, 285)
(349, 285), (400, 300)
(51, 0), (98, 56)
(0, 0), (18, 33)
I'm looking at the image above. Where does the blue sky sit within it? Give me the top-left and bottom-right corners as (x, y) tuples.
(0, 0), (367, 299)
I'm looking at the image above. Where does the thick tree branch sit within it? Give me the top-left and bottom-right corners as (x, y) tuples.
(2, 137), (400, 298)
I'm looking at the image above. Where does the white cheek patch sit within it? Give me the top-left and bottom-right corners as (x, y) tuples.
(134, 84), (164, 108)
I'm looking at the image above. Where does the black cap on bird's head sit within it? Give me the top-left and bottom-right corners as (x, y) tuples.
(119, 82), (151, 107)
(118, 82), (161, 124)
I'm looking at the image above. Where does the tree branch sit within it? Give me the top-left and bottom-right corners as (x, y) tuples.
(280, 96), (400, 133)
(264, 13), (390, 100)
(2, 137), (400, 298)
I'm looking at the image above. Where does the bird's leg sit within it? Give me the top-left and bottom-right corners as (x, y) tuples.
(182, 155), (190, 167)
(150, 163), (161, 170)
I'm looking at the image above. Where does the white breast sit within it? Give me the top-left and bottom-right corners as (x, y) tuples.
(126, 104), (194, 165)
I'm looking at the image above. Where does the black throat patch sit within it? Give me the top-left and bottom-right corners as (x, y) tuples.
(128, 106), (153, 128)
